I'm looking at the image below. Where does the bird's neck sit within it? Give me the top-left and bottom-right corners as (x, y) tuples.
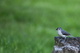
(57, 30), (62, 35)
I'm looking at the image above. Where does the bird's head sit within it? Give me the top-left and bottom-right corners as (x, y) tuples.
(56, 27), (62, 30)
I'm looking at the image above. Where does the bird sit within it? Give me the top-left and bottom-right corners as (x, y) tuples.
(56, 27), (72, 38)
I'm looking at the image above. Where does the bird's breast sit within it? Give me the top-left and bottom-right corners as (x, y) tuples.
(58, 30), (63, 35)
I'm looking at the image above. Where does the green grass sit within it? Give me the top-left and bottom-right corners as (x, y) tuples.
(0, 0), (80, 53)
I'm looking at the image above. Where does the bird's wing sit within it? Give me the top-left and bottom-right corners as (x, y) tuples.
(61, 30), (70, 36)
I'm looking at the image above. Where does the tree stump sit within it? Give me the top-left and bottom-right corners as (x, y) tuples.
(53, 37), (80, 53)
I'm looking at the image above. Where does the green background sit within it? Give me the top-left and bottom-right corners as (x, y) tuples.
(0, 0), (80, 53)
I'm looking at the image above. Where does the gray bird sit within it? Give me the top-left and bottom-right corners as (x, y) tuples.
(56, 27), (72, 38)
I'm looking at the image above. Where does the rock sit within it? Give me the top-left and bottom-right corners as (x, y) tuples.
(53, 37), (80, 53)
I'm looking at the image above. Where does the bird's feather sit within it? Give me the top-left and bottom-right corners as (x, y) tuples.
(61, 30), (70, 36)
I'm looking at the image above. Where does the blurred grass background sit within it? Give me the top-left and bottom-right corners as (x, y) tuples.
(0, 0), (80, 53)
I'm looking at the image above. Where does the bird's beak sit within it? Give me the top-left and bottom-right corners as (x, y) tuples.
(56, 28), (58, 30)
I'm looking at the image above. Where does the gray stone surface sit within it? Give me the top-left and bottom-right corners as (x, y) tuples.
(53, 37), (80, 53)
